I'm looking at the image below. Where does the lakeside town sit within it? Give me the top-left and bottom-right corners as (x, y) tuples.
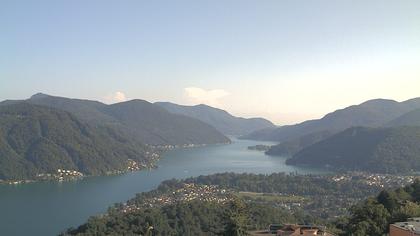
(120, 183), (231, 214)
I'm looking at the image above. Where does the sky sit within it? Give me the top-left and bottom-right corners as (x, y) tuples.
(1, 0), (420, 125)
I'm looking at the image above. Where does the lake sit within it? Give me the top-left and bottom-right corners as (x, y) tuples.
(0, 138), (329, 236)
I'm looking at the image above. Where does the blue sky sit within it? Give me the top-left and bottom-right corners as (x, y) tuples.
(1, 0), (420, 124)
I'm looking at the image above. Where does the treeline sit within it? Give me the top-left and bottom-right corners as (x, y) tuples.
(61, 197), (298, 236)
(338, 180), (420, 236)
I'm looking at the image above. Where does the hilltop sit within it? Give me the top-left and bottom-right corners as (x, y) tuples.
(10, 93), (231, 145)
(156, 102), (275, 135)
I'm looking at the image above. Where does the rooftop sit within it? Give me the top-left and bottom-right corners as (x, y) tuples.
(391, 218), (420, 233)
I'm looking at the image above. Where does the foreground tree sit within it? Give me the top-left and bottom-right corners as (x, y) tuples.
(223, 198), (249, 236)
(345, 198), (390, 236)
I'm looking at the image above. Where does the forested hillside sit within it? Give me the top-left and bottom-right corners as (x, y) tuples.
(242, 98), (420, 142)
(266, 130), (333, 156)
(18, 93), (230, 145)
(0, 103), (154, 180)
(286, 126), (420, 173)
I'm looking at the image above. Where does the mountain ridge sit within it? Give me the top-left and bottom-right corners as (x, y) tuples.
(155, 101), (275, 135)
(242, 97), (420, 142)
(7, 93), (230, 145)
(286, 126), (420, 173)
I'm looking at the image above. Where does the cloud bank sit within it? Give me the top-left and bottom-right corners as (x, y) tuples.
(104, 91), (127, 104)
(184, 87), (229, 107)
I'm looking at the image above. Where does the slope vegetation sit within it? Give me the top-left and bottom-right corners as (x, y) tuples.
(286, 126), (420, 173)
(0, 103), (153, 180)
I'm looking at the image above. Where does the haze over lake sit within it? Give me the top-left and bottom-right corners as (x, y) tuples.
(0, 138), (328, 236)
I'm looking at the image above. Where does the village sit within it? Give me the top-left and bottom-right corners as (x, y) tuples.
(120, 183), (231, 213)
(330, 172), (416, 188)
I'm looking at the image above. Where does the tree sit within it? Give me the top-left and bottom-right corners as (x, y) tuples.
(223, 198), (249, 236)
(346, 198), (390, 236)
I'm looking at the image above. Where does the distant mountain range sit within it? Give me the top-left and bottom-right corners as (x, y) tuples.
(155, 102), (275, 135)
(256, 97), (420, 173)
(4, 93), (230, 146)
(286, 126), (420, 174)
(242, 98), (420, 142)
(3, 93), (270, 180)
(0, 103), (153, 180)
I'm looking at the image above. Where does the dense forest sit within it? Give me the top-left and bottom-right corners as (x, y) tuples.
(61, 172), (415, 235)
(286, 126), (420, 173)
(0, 102), (155, 180)
(339, 180), (420, 235)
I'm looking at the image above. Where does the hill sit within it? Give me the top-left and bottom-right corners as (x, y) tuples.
(265, 130), (333, 156)
(20, 93), (229, 145)
(286, 126), (420, 173)
(0, 103), (154, 180)
(242, 98), (420, 142)
(103, 100), (230, 145)
(155, 102), (275, 135)
(386, 108), (420, 127)
(61, 172), (412, 236)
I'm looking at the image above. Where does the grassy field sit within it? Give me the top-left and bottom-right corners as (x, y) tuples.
(236, 191), (307, 203)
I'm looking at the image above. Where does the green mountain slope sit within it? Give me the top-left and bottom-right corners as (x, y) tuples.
(286, 126), (420, 173)
(156, 102), (275, 135)
(103, 100), (230, 145)
(19, 93), (229, 145)
(242, 98), (420, 142)
(265, 130), (333, 156)
(0, 103), (153, 180)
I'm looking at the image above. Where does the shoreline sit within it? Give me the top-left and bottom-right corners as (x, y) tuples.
(0, 141), (231, 186)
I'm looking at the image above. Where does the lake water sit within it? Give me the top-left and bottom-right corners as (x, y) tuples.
(0, 138), (329, 236)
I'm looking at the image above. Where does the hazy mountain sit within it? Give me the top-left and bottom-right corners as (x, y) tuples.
(242, 98), (420, 142)
(286, 126), (420, 174)
(102, 100), (230, 145)
(0, 103), (152, 180)
(385, 108), (420, 127)
(20, 93), (229, 145)
(155, 102), (275, 135)
(265, 130), (334, 156)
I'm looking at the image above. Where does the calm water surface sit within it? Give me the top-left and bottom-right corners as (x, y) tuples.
(0, 138), (328, 236)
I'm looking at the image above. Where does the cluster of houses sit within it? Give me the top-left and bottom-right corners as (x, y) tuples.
(331, 172), (415, 188)
(126, 159), (147, 171)
(120, 183), (230, 213)
(250, 218), (420, 236)
(56, 169), (83, 181)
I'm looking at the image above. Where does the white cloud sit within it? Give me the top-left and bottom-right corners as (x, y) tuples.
(104, 91), (127, 104)
(183, 87), (229, 107)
